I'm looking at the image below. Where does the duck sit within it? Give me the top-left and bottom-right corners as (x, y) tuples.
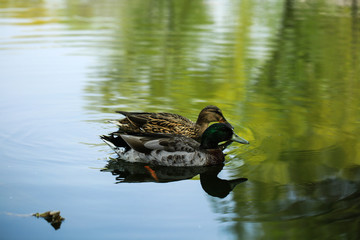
(100, 123), (249, 167)
(111, 105), (233, 140)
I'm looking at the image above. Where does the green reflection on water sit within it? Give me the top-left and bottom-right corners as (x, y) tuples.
(81, 0), (360, 239)
(82, 0), (284, 115)
(91, 1), (360, 238)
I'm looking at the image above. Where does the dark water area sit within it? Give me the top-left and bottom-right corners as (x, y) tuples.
(1, 0), (360, 239)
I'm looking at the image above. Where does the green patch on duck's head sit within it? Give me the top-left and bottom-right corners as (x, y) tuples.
(201, 123), (249, 149)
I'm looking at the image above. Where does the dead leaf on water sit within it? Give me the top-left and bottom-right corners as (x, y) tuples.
(32, 211), (65, 230)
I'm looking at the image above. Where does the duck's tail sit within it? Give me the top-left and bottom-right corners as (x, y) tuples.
(107, 120), (123, 127)
(100, 134), (130, 152)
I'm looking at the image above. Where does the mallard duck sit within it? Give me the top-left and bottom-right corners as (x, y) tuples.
(111, 105), (232, 139)
(100, 123), (249, 167)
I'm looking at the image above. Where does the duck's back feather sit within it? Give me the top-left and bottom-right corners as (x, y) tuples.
(115, 111), (198, 137)
(119, 134), (200, 154)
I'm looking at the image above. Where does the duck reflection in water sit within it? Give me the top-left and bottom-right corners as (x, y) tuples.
(102, 159), (247, 198)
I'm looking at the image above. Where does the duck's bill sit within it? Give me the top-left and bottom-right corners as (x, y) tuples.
(232, 133), (249, 144)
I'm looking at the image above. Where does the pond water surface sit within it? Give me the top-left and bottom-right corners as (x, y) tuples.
(1, 0), (360, 239)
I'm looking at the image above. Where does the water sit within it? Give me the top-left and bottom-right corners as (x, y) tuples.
(1, 0), (360, 239)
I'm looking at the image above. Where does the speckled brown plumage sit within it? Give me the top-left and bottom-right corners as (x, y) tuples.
(112, 105), (232, 139)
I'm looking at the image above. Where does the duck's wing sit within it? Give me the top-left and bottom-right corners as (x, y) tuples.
(119, 134), (200, 154)
(143, 113), (196, 135)
(114, 111), (196, 136)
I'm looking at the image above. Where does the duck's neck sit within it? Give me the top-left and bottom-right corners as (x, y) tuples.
(196, 117), (209, 136)
(200, 138), (218, 150)
(205, 149), (225, 164)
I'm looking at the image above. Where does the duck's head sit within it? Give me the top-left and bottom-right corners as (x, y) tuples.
(201, 123), (249, 149)
(197, 105), (233, 129)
